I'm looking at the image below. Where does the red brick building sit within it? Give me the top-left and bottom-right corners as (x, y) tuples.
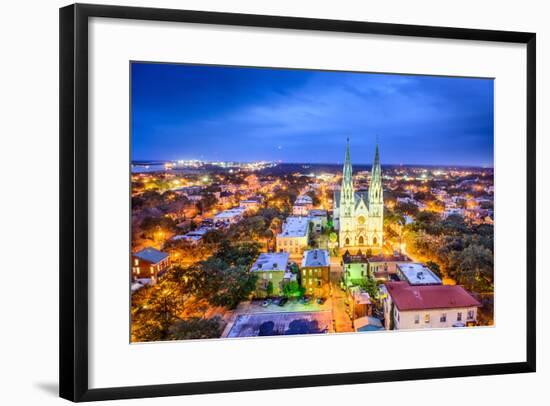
(131, 247), (170, 285)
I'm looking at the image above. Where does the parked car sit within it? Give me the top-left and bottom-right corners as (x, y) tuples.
(278, 297), (288, 306)
(262, 299), (272, 307)
(317, 297), (326, 305)
(272, 298), (281, 305)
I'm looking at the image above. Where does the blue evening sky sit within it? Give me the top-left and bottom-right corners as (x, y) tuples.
(131, 62), (494, 167)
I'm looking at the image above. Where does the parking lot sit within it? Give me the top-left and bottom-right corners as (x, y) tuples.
(225, 311), (333, 338)
(235, 298), (332, 314)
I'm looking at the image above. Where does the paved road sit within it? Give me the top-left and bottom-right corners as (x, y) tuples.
(329, 258), (354, 333)
(225, 311), (333, 338)
(222, 298), (335, 337)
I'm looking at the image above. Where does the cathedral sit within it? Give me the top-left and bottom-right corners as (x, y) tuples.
(333, 139), (384, 251)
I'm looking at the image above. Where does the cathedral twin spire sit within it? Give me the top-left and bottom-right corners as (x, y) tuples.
(340, 137), (383, 215)
(369, 141), (383, 204)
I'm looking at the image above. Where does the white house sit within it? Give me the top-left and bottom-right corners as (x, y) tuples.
(383, 281), (481, 330)
(276, 216), (310, 258)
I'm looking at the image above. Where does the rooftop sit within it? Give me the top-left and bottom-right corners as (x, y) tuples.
(368, 253), (411, 263)
(302, 249), (330, 268)
(133, 247), (169, 264)
(354, 316), (383, 332)
(342, 250), (368, 264)
(295, 195), (313, 205)
(250, 252), (290, 273)
(385, 281), (481, 311)
(397, 263), (442, 285)
(308, 209), (327, 217)
(278, 216), (309, 238)
(214, 207), (246, 219)
(172, 227), (213, 242)
(349, 286), (371, 305)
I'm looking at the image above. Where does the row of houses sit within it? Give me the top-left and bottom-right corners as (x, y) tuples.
(340, 250), (481, 330)
(250, 248), (331, 298)
(171, 197), (264, 244)
(275, 209), (328, 258)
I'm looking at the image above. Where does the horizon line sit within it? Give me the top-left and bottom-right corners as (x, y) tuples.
(131, 159), (494, 169)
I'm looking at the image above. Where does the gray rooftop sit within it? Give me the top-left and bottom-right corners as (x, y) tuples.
(134, 247), (169, 264)
(301, 249), (330, 268)
(397, 263), (442, 285)
(250, 252), (290, 272)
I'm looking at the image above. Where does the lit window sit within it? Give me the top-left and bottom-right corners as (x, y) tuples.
(134, 259), (139, 266)
(424, 313), (430, 323)
(269, 273), (272, 280)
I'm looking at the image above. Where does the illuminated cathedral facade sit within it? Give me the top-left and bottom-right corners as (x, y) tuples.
(333, 139), (384, 251)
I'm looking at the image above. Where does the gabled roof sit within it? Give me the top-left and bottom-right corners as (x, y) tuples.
(133, 247), (169, 264)
(355, 194), (369, 211)
(333, 190), (370, 208)
(385, 281), (481, 311)
(342, 250), (369, 264)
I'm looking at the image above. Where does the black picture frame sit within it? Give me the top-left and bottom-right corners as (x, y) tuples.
(59, 3), (536, 402)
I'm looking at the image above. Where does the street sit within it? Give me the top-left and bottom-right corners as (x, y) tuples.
(329, 256), (354, 333)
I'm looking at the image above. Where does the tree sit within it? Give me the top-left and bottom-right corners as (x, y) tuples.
(306, 190), (321, 206)
(169, 317), (224, 340)
(395, 201), (419, 216)
(197, 193), (218, 214)
(139, 215), (177, 239)
(208, 265), (258, 309)
(215, 241), (261, 267)
(266, 281), (274, 297)
(201, 229), (225, 244)
(132, 190), (163, 210)
(440, 214), (469, 235)
(426, 260), (442, 278)
(131, 279), (186, 342)
(450, 244), (494, 293)
(282, 281), (305, 298)
(359, 277), (378, 300)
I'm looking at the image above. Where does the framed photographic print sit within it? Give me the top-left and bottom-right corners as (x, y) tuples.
(59, 3), (536, 402)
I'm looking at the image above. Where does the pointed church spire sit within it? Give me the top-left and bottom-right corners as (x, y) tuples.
(340, 137), (355, 217)
(369, 137), (383, 207)
(343, 137), (353, 184)
(345, 137), (351, 166)
(373, 141), (380, 174)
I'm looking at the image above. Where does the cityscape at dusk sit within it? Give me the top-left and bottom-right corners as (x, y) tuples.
(130, 63), (494, 342)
